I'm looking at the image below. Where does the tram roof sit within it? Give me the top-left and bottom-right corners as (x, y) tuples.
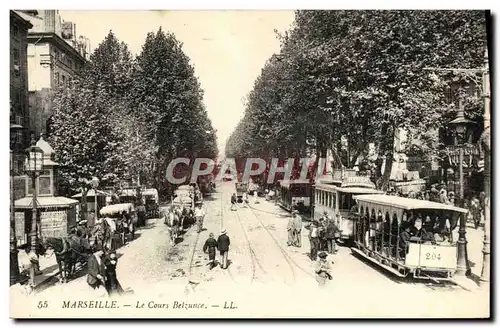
(314, 183), (384, 194)
(353, 194), (468, 213)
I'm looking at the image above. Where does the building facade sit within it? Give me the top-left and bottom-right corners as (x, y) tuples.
(10, 10), (33, 176)
(15, 10), (90, 138)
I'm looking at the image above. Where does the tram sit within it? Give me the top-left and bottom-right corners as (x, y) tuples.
(351, 194), (468, 281)
(278, 180), (313, 215)
(313, 176), (384, 243)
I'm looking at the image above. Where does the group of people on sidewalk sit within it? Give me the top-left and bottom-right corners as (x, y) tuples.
(285, 209), (336, 288)
(287, 210), (340, 261)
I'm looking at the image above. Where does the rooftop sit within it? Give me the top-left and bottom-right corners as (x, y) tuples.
(353, 194), (468, 213)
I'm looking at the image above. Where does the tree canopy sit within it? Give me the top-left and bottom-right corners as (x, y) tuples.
(226, 10), (487, 188)
(49, 29), (218, 198)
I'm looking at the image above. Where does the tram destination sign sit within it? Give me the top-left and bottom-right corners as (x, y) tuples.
(445, 144), (480, 157)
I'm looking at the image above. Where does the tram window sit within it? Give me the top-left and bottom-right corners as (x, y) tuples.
(339, 193), (354, 210)
(392, 213), (398, 228)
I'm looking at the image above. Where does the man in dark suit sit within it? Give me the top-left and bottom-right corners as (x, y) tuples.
(217, 229), (230, 269)
(87, 250), (107, 292)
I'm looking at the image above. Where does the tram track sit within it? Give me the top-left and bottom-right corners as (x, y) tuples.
(247, 204), (315, 280)
(233, 207), (267, 283)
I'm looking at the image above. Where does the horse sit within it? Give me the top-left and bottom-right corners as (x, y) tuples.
(174, 206), (185, 231)
(42, 236), (91, 283)
(164, 210), (181, 246)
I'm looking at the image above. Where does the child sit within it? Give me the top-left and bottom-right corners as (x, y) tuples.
(203, 233), (218, 269)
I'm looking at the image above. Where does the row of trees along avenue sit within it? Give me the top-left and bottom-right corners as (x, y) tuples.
(225, 10), (487, 189)
(48, 29), (218, 211)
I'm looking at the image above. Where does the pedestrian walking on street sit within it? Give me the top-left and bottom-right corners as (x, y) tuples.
(203, 233), (218, 270)
(314, 251), (333, 288)
(242, 192), (249, 208)
(318, 217), (327, 251)
(230, 193), (237, 211)
(325, 216), (339, 254)
(194, 203), (205, 233)
(137, 202), (146, 227)
(470, 197), (481, 229)
(104, 252), (124, 296)
(287, 214), (295, 246)
(217, 229), (231, 269)
(87, 249), (107, 296)
(308, 221), (321, 261)
(292, 210), (303, 247)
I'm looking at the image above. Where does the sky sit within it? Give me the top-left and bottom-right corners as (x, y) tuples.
(59, 10), (296, 156)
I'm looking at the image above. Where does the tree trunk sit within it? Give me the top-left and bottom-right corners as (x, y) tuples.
(80, 187), (89, 221)
(376, 126), (396, 191)
(378, 153), (393, 191)
(330, 146), (343, 169)
(349, 148), (362, 169)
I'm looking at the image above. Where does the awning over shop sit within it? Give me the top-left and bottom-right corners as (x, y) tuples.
(15, 196), (79, 209)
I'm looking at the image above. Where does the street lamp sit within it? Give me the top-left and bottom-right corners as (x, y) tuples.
(10, 123), (23, 285)
(449, 98), (476, 277)
(24, 136), (44, 286)
(90, 177), (100, 223)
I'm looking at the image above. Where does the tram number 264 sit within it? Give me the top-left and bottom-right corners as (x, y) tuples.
(425, 252), (442, 261)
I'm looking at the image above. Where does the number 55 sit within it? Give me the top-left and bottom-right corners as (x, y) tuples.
(37, 301), (48, 309)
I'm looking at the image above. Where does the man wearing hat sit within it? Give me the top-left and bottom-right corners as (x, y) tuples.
(314, 251), (332, 288)
(217, 229), (231, 269)
(307, 221), (321, 260)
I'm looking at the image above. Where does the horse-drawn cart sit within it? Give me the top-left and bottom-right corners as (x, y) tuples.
(99, 203), (138, 248)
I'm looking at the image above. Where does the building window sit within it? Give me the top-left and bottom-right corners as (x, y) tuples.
(12, 48), (20, 74)
(16, 130), (23, 144)
(54, 49), (59, 61)
(55, 72), (60, 86)
(62, 74), (66, 87)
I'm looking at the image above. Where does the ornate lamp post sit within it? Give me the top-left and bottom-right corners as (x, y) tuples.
(10, 122), (23, 285)
(449, 99), (476, 277)
(24, 136), (44, 286)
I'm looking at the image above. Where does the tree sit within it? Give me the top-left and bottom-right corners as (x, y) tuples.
(132, 28), (218, 194)
(228, 10), (487, 190)
(48, 79), (125, 214)
(84, 30), (135, 99)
